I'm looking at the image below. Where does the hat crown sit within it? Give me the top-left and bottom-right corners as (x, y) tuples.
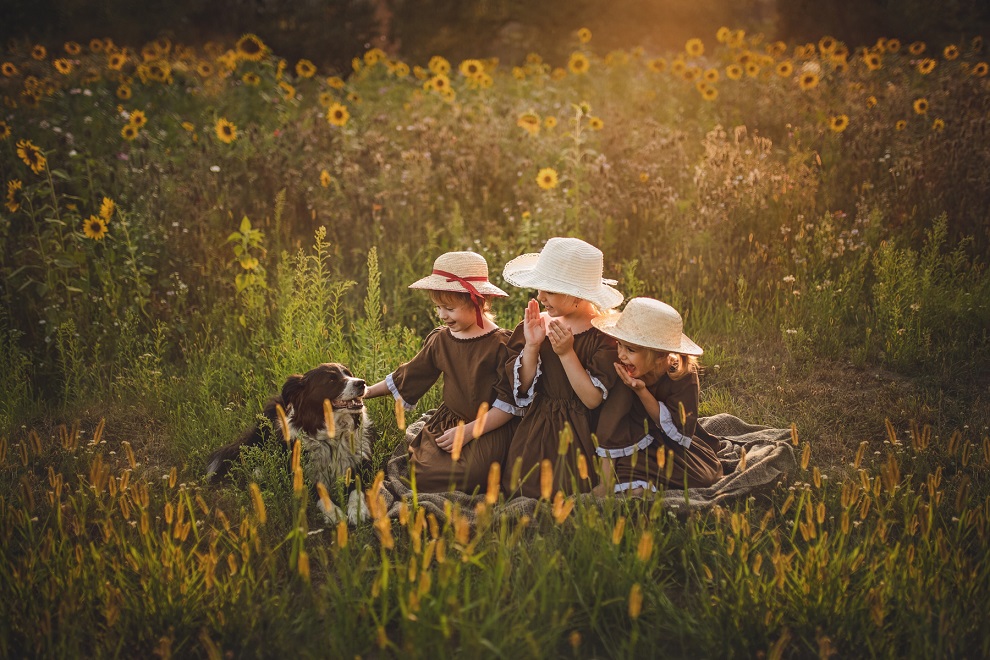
(433, 251), (489, 279)
(615, 298), (684, 349)
(530, 237), (604, 290)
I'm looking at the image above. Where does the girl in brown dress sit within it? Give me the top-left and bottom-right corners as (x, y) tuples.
(591, 298), (722, 494)
(364, 252), (522, 493)
(500, 237), (624, 498)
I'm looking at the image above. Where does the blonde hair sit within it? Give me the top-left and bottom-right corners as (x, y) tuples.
(632, 345), (698, 381)
(428, 290), (496, 321)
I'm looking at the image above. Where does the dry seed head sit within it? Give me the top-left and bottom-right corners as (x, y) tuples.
(337, 520), (348, 547)
(317, 482), (333, 511)
(577, 453), (588, 481)
(276, 403), (291, 444)
(249, 482), (267, 524)
(854, 441), (867, 469)
(92, 417), (106, 445)
(628, 583), (643, 619)
(790, 422), (799, 446)
(540, 459), (553, 499)
(297, 550), (310, 581)
(398, 501), (409, 525)
(486, 462), (500, 504)
(323, 399), (336, 437)
(739, 448), (748, 472)
(800, 443), (810, 470)
(474, 402), (489, 439)
(636, 530), (654, 561)
(394, 398), (406, 430)
(451, 422), (465, 462)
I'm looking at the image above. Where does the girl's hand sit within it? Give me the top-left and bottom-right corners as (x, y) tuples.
(523, 298), (546, 347)
(614, 361), (646, 392)
(547, 319), (574, 356)
(436, 426), (470, 453)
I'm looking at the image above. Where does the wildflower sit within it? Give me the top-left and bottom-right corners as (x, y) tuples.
(326, 75), (346, 90)
(181, 121), (195, 132)
(884, 38), (900, 53)
(702, 86), (718, 101)
(517, 111), (540, 136)
(99, 197), (115, 220)
(0, 119), (10, 140)
(628, 584), (643, 619)
(428, 55), (451, 75)
(917, 58), (936, 75)
(83, 215), (108, 240)
(459, 59), (484, 77)
(895, 119), (906, 131)
(744, 62), (760, 77)
(1, 62), (18, 77)
(647, 57), (667, 73)
(32, 45), (47, 61)
(704, 68), (719, 82)
(776, 60), (793, 77)
(121, 124), (138, 141)
(798, 72), (819, 90)
(908, 41), (926, 55)
(818, 36), (837, 54)
(536, 167), (558, 190)
(16, 140), (46, 174)
(278, 81), (295, 100)
(5, 180), (21, 212)
(326, 103), (349, 127)
(64, 41), (82, 55)
(215, 118), (237, 144)
(686, 38), (705, 57)
(393, 61), (410, 78)
(972, 62), (988, 77)
(320, 170), (332, 187)
(427, 75), (449, 93)
(913, 98), (928, 115)
(863, 52), (882, 71)
(577, 27), (592, 44)
(53, 58), (73, 75)
(196, 61), (214, 78)
(866, 95), (878, 108)
(943, 45), (959, 60)
(116, 85), (132, 100)
(932, 118), (945, 132)
(295, 59), (316, 78)
(236, 34), (267, 61)
(242, 72), (261, 86)
(568, 52), (590, 74)
(829, 114), (849, 132)
(588, 116), (604, 130)
(107, 52), (127, 71)
(89, 38), (104, 53)
(726, 64), (743, 80)
(129, 109), (147, 128)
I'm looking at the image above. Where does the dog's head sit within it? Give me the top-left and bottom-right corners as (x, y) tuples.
(280, 363), (366, 436)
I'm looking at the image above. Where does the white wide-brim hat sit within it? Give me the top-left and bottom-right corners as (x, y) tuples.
(591, 297), (703, 356)
(502, 237), (624, 310)
(408, 251), (507, 296)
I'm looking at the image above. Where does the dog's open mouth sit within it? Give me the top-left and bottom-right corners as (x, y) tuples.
(331, 397), (365, 410)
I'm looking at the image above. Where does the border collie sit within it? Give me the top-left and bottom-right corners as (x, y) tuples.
(206, 363), (376, 525)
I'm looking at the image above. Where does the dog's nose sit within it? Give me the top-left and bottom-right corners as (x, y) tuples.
(355, 379), (366, 389)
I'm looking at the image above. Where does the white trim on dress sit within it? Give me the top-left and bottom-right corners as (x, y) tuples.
(385, 373), (416, 411)
(492, 398), (525, 417)
(614, 480), (658, 493)
(512, 353), (542, 407)
(595, 434), (654, 458)
(657, 403), (692, 448)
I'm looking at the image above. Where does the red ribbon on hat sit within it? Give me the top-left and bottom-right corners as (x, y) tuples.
(432, 269), (487, 328)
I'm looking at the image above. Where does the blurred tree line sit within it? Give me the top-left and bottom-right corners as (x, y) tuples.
(2, 0), (988, 70)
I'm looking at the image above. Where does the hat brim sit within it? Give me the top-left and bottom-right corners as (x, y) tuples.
(591, 314), (703, 356)
(408, 275), (507, 297)
(503, 253), (624, 310)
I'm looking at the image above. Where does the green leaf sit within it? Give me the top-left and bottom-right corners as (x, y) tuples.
(239, 215), (252, 234)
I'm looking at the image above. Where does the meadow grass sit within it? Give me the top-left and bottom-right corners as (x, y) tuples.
(1, 28), (989, 657)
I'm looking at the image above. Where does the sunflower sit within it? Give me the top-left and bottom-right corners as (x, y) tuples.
(326, 76), (346, 89)
(99, 197), (115, 220)
(726, 64), (743, 80)
(798, 71), (819, 90)
(108, 53), (127, 71)
(588, 116), (604, 130)
(427, 75), (448, 93)
(320, 170), (332, 187)
(31, 45), (47, 60)
(1, 62), (18, 77)
(363, 48), (386, 66)
(0, 120), (10, 140)
(89, 39), (104, 53)
(818, 36), (836, 54)
(196, 61), (214, 78)
(716, 26), (731, 43)
(215, 118), (237, 143)
(932, 118), (945, 132)
(973, 62), (989, 77)
(776, 60), (794, 77)
(943, 45), (960, 60)
(745, 62), (760, 77)
(828, 114), (849, 132)
(647, 57), (667, 73)
(83, 215), (108, 240)
(863, 53), (882, 71)
(6, 179), (21, 212)
(278, 81), (296, 100)
(52, 58), (72, 75)
(393, 62), (410, 78)
(295, 59), (317, 78)
(568, 52), (590, 74)
(517, 111), (540, 136)
(895, 119), (906, 131)
(544, 116), (557, 129)
(866, 95), (878, 108)
(685, 38), (705, 57)
(315, 91), (333, 107)
(181, 121), (195, 132)
(671, 59), (686, 75)
(428, 56), (451, 75)
(704, 68), (719, 82)
(127, 109), (147, 128)
(702, 86), (718, 101)
(459, 59), (484, 77)
(908, 41), (926, 55)
(917, 58), (936, 75)
(577, 27), (592, 44)
(886, 38), (901, 53)
(121, 124), (138, 140)
(16, 139), (46, 174)
(326, 103), (350, 127)
(536, 167), (558, 190)
(116, 85), (132, 100)
(236, 34), (267, 62)
(242, 72), (261, 86)
(913, 98), (928, 114)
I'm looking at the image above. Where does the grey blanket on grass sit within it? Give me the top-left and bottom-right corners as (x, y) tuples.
(379, 412), (797, 525)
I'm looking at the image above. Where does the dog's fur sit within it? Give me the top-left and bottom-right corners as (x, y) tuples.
(206, 363), (376, 525)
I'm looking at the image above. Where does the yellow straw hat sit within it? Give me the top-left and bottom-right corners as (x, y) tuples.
(502, 237), (624, 310)
(591, 297), (703, 356)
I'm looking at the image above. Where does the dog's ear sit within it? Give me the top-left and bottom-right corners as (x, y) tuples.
(281, 374), (306, 409)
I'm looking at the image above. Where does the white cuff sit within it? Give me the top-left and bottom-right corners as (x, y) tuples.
(615, 480), (658, 493)
(586, 369), (609, 400)
(657, 404), (692, 448)
(493, 398), (525, 417)
(596, 434), (654, 458)
(385, 373), (415, 411)
(512, 353), (542, 407)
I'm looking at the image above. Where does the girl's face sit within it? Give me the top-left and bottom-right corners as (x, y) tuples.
(435, 301), (478, 333)
(536, 290), (579, 317)
(616, 340), (667, 382)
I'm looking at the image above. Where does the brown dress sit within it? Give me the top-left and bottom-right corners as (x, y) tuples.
(501, 322), (619, 498)
(595, 368), (723, 491)
(386, 326), (521, 494)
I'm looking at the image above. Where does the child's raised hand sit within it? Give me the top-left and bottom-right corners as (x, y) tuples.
(523, 298), (546, 347)
(614, 361), (646, 392)
(547, 319), (574, 355)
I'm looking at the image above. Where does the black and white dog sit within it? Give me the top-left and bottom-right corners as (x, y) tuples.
(206, 363), (377, 525)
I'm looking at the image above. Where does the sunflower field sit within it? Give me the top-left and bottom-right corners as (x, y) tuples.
(1, 26), (990, 657)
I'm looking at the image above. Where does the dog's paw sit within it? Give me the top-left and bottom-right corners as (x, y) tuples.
(346, 489), (371, 526)
(318, 498), (347, 526)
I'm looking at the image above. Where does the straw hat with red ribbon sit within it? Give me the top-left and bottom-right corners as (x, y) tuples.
(409, 251), (507, 327)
